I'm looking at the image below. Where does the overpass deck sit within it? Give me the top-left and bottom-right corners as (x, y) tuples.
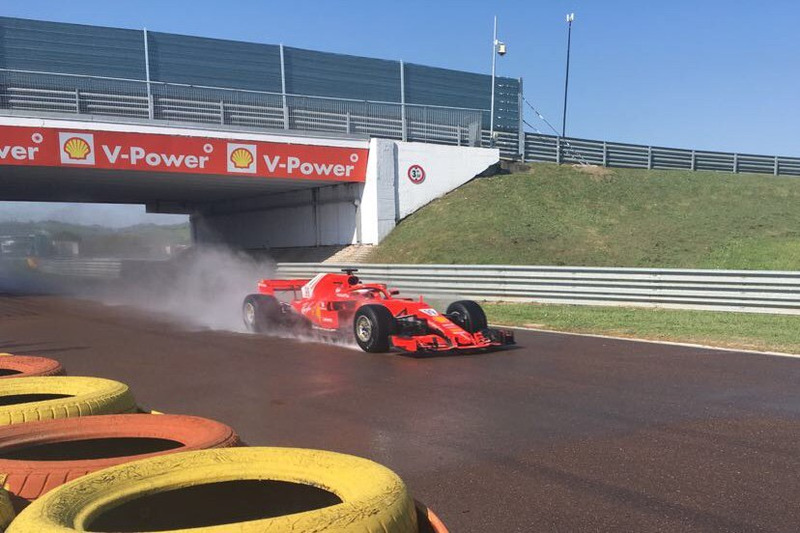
(0, 116), (368, 206)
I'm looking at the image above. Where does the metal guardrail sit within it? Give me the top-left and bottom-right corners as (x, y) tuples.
(525, 133), (800, 177)
(275, 263), (800, 315)
(0, 68), (488, 149)
(26, 259), (800, 314)
(35, 258), (122, 279)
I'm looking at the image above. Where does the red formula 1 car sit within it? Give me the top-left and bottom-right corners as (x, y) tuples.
(242, 269), (514, 354)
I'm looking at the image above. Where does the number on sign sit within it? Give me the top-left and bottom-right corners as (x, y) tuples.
(407, 164), (426, 184)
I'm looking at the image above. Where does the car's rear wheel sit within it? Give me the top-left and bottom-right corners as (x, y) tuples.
(446, 300), (488, 333)
(353, 305), (396, 353)
(242, 295), (280, 333)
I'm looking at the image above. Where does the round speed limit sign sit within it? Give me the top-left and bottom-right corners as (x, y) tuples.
(407, 164), (426, 184)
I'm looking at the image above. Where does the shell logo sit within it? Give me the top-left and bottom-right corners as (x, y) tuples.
(226, 143), (257, 173)
(230, 147), (254, 169)
(63, 137), (91, 160)
(58, 132), (95, 165)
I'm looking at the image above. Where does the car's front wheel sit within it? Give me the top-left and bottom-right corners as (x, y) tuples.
(242, 294), (280, 333)
(446, 300), (488, 333)
(353, 305), (396, 353)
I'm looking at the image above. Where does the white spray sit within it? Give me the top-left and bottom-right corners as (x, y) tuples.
(103, 245), (274, 332)
(100, 246), (361, 349)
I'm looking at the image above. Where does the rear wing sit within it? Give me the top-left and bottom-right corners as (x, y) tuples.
(257, 279), (309, 296)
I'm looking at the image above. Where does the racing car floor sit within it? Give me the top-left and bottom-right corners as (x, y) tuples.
(2, 294), (799, 532)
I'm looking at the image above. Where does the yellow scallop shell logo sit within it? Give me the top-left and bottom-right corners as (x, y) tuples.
(230, 148), (254, 169)
(63, 137), (91, 160)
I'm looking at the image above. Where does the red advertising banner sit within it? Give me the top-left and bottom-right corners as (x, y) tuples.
(0, 126), (368, 182)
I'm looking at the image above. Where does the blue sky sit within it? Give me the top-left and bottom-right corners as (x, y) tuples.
(2, 1), (799, 225)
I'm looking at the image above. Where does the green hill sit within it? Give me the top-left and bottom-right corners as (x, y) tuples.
(369, 163), (800, 269)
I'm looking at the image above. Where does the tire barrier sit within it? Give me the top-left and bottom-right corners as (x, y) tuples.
(0, 352), (447, 532)
(0, 355), (64, 379)
(0, 377), (135, 427)
(0, 414), (240, 511)
(8, 447), (418, 533)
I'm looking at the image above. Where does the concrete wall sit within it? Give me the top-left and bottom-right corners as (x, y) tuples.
(192, 183), (361, 249)
(356, 138), (498, 243)
(193, 139), (499, 249)
(392, 141), (499, 219)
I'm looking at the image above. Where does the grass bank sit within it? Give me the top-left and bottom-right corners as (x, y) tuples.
(484, 303), (800, 354)
(370, 163), (800, 269)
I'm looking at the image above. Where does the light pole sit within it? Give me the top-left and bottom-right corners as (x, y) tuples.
(489, 16), (507, 140)
(561, 12), (575, 138)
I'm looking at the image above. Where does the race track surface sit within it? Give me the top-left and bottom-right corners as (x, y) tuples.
(2, 294), (799, 532)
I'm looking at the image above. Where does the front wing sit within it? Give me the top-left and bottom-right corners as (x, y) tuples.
(389, 327), (515, 354)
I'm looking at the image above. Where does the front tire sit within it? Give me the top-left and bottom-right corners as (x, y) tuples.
(242, 294), (280, 333)
(353, 305), (396, 353)
(446, 300), (488, 333)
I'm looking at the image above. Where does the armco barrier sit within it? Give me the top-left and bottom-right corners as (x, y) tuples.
(27, 259), (800, 315)
(35, 258), (122, 279)
(276, 263), (800, 315)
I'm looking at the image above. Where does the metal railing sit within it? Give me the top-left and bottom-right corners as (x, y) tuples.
(28, 258), (800, 314)
(0, 69), (485, 148)
(483, 130), (522, 159)
(276, 263), (800, 315)
(9, 69), (800, 170)
(525, 133), (800, 177)
(35, 258), (122, 279)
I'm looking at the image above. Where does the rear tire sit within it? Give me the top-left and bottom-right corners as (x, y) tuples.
(353, 305), (396, 353)
(242, 295), (280, 333)
(446, 300), (487, 333)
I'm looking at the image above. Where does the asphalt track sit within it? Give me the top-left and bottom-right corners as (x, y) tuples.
(2, 294), (799, 532)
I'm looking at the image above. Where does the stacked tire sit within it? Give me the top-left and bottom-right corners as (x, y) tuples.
(0, 353), (447, 532)
(0, 355), (63, 379)
(0, 376), (135, 426)
(0, 414), (239, 511)
(0, 355), (241, 530)
(8, 448), (420, 533)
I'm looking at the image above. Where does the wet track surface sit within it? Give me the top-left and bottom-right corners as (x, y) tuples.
(2, 294), (799, 532)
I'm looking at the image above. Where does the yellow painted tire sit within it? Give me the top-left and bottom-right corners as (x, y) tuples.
(9, 447), (417, 533)
(0, 377), (135, 426)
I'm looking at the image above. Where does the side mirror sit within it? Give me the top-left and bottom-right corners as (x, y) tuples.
(390, 290), (400, 295)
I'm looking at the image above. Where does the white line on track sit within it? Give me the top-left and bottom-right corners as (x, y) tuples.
(498, 325), (800, 359)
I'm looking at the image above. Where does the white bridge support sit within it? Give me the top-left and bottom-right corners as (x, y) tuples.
(192, 139), (499, 249)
